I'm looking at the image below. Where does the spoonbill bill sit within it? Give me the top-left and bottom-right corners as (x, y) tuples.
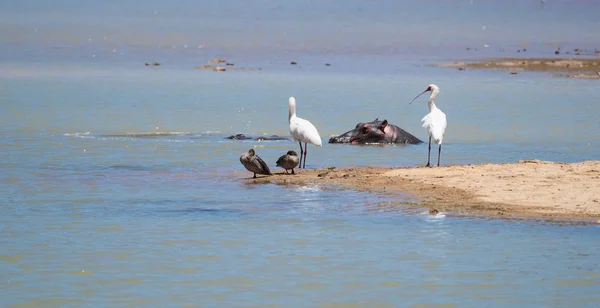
(409, 84), (447, 167)
(240, 148), (272, 178)
(288, 97), (322, 168)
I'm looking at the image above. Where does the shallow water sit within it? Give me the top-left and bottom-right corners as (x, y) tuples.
(2, 59), (600, 307)
(3, 1), (600, 306)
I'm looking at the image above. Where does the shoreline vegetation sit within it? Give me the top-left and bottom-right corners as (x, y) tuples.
(436, 57), (600, 79)
(250, 160), (600, 223)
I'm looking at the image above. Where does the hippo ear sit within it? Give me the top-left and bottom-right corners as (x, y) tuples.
(379, 120), (388, 133)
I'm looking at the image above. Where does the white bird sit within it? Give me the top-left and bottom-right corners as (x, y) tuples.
(409, 84), (447, 167)
(288, 97), (322, 169)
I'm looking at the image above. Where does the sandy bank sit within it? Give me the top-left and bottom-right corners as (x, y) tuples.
(438, 58), (600, 79)
(250, 160), (600, 222)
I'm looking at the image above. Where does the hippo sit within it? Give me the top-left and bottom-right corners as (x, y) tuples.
(226, 134), (289, 141)
(328, 118), (422, 144)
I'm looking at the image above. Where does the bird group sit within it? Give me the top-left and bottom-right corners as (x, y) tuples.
(240, 96), (322, 178)
(240, 149), (301, 178)
(240, 85), (447, 178)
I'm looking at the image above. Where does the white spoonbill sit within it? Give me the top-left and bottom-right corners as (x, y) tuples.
(409, 84), (447, 167)
(288, 97), (322, 168)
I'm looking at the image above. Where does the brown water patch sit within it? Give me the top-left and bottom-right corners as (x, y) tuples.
(125, 278), (143, 284)
(44, 225), (76, 231)
(221, 240), (243, 246)
(319, 219), (346, 224)
(318, 301), (394, 308)
(554, 279), (597, 285)
(112, 299), (152, 305)
(457, 283), (509, 289)
(68, 270), (93, 275)
(264, 218), (303, 224)
(212, 293), (229, 301)
(172, 280), (201, 285)
(185, 255), (221, 261)
(420, 283), (460, 290)
(93, 279), (120, 285)
(4, 177), (21, 183)
(436, 272), (497, 278)
(97, 226), (122, 232)
(343, 282), (366, 289)
(200, 276), (256, 286)
(172, 268), (200, 274)
(421, 261), (443, 270)
(154, 239), (211, 246)
(322, 224), (357, 231)
(298, 282), (327, 290)
(17, 264), (38, 271)
(0, 255), (22, 263)
(77, 288), (95, 295)
(399, 252), (422, 261)
(293, 255), (328, 261)
(379, 281), (402, 287)
(12, 298), (85, 307)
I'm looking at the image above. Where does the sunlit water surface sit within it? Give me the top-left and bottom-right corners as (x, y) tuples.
(2, 53), (600, 307)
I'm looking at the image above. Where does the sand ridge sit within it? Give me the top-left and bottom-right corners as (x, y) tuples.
(437, 57), (600, 79)
(251, 160), (600, 221)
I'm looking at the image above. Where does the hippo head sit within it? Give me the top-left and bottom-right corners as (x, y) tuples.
(329, 118), (390, 144)
(328, 118), (422, 145)
(350, 119), (392, 144)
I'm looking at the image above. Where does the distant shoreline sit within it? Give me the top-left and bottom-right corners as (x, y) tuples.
(251, 160), (600, 223)
(436, 57), (600, 79)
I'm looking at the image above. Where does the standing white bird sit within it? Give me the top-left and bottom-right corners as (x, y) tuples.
(409, 84), (447, 167)
(288, 97), (322, 168)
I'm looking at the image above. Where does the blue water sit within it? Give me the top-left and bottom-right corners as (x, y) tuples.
(2, 1), (600, 307)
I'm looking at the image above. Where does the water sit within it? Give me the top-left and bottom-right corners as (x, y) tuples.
(2, 1), (600, 307)
(3, 59), (599, 308)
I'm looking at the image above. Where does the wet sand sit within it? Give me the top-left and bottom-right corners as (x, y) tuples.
(438, 58), (600, 79)
(250, 160), (600, 222)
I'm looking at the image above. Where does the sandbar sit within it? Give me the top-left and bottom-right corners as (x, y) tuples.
(438, 58), (600, 79)
(251, 160), (600, 222)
